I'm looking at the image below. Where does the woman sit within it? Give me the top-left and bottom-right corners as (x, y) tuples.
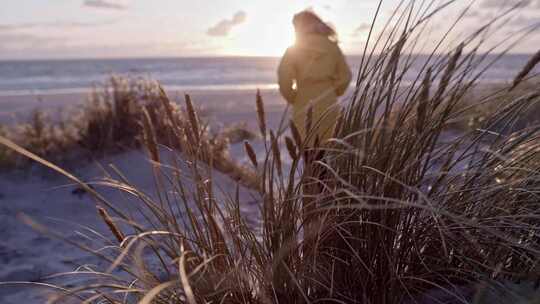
(278, 10), (352, 147)
(279, 11), (352, 240)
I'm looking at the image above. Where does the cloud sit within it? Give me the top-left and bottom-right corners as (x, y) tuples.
(463, 10), (481, 18)
(480, 0), (540, 9)
(0, 21), (116, 32)
(83, 0), (128, 10)
(0, 32), (65, 52)
(475, 0), (540, 27)
(352, 23), (371, 37)
(0, 34), (216, 59)
(508, 15), (540, 27)
(207, 11), (247, 37)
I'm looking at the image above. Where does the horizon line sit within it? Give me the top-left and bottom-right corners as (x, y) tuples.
(0, 52), (537, 62)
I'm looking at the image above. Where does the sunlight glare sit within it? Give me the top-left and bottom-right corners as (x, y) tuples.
(221, 12), (296, 57)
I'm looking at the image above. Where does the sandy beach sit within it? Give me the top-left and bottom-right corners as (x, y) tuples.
(0, 88), (290, 303)
(0, 88), (289, 130)
(0, 149), (262, 303)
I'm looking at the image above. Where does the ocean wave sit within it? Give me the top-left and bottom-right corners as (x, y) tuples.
(0, 83), (280, 97)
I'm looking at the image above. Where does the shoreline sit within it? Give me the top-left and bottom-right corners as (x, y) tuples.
(0, 84), (280, 98)
(0, 80), (508, 128)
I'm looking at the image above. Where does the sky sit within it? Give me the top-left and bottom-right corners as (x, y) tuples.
(0, 0), (539, 60)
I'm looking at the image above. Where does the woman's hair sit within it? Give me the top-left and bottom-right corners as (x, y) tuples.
(293, 11), (337, 41)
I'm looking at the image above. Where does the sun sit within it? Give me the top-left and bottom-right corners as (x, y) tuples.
(220, 15), (296, 57)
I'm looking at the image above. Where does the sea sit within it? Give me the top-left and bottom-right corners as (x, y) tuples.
(0, 55), (538, 96)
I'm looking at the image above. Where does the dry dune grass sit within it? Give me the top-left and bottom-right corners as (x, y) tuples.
(0, 1), (540, 304)
(0, 76), (258, 188)
(448, 76), (540, 132)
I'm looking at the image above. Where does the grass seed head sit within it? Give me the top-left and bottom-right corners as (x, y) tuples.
(243, 140), (258, 169)
(511, 49), (540, 91)
(256, 89), (267, 139)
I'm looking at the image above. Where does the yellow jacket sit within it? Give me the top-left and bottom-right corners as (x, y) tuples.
(278, 34), (352, 146)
